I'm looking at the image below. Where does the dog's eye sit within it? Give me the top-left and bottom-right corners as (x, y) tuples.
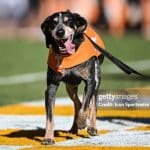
(64, 19), (73, 26)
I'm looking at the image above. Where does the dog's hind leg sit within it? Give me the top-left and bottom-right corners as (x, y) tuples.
(42, 83), (58, 145)
(66, 84), (81, 134)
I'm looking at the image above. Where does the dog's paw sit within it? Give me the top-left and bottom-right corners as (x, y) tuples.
(76, 112), (87, 129)
(87, 127), (98, 136)
(41, 139), (55, 145)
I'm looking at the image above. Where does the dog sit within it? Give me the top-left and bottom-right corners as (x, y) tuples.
(41, 10), (147, 145)
(41, 10), (105, 145)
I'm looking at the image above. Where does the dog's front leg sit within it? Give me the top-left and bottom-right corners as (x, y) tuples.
(77, 79), (96, 129)
(87, 94), (98, 136)
(42, 83), (58, 145)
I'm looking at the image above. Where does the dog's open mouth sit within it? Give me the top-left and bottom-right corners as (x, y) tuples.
(56, 35), (75, 54)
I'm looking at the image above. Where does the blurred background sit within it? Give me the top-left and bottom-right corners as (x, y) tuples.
(0, 0), (150, 105)
(0, 0), (150, 39)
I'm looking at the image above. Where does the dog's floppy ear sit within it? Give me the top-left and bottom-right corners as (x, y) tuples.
(41, 16), (53, 48)
(41, 16), (51, 34)
(73, 13), (87, 33)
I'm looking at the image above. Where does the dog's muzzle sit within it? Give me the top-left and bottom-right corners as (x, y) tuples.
(56, 34), (75, 55)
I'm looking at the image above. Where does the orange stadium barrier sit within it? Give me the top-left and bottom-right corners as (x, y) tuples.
(38, 0), (100, 24)
(103, 0), (127, 36)
(141, 0), (150, 39)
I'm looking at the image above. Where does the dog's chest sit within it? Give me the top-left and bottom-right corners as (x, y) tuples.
(62, 74), (82, 85)
(61, 67), (83, 85)
(60, 58), (95, 85)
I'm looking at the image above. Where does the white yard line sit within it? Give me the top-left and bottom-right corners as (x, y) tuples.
(0, 72), (45, 85)
(0, 114), (147, 131)
(56, 130), (150, 146)
(0, 59), (149, 86)
(0, 115), (73, 130)
(0, 146), (32, 150)
(22, 96), (82, 106)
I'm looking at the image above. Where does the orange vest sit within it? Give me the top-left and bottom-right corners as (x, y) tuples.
(47, 26), (105, 73)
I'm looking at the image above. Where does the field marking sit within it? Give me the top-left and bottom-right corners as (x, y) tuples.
(0, 72), (45, 85)
(0, 146), (31, 150)
(56, 130), (150, 146)
(20, 146), (150, 150)
(0, 115), (148, 130)
(0, 59), (149, 86)
(0, 103), (150, 118)
(0, 115), (149, 147)
(22, 97), (75, 106)
(0, 98), (150, 149)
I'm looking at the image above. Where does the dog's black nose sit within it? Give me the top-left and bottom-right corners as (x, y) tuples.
(56, 29), (65, 37)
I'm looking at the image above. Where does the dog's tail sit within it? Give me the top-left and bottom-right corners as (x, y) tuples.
(84, 33), (149, 78)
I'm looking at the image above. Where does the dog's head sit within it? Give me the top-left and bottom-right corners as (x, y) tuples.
(41, 11), (87, 54)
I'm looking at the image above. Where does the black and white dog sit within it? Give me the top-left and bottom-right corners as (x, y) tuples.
(41, 10), (146, 145)
(41, 11), (104, 145)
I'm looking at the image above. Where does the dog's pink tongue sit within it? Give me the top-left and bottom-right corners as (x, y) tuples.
(64, 38), (75, 54)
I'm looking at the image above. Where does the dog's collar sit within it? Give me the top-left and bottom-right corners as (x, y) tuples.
(47, 26), (105, 73)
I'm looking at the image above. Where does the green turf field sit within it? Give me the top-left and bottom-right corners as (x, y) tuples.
(0, 32), (150, 105)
